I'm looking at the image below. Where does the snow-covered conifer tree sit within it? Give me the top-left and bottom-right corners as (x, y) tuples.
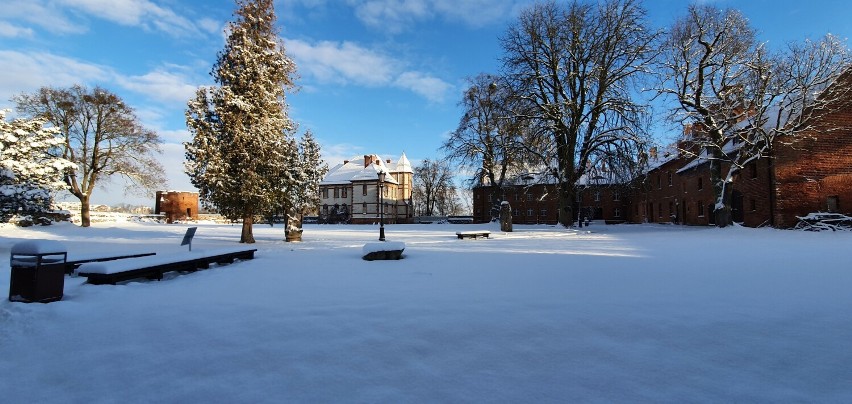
(0, 110), (75, 223)
(185, 0), (297, 243)
(282, 130), (327, 239)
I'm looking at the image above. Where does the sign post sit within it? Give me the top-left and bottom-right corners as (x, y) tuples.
(181, 227), (198, 251)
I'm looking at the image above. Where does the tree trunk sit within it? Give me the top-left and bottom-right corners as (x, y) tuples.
(709, 154), (733, 228)
(240, 216), (255, 243)
(285, 212), (303, 242)
(557, 183), (573, 227)
(79, 194), (91, 227)
(500, 201), (512, 232)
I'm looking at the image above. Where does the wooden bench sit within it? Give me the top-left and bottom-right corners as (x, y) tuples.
(456, 230), (491, 239)
(76, 248), (257, 285)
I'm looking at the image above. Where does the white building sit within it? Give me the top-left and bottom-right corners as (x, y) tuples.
(319, 154), (413, 224)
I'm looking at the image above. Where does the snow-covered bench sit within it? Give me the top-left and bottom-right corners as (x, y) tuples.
(63, 252), (157, 274)
(362, 241), (405, 261)
(76, 247), (257, 285)
(456, 230), (490, 239)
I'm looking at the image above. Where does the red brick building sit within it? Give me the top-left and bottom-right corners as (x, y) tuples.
(155, 191), (199, 223)
(473, 71), (852, 228)
(473, 80), (852, 228)
(472, 175), (631, 225)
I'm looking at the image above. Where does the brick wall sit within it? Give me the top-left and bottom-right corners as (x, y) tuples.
(155, 191), (199, 223)
(774, 103), (852, 227)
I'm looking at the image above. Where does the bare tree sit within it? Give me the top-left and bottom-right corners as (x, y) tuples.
(15, 85), (165, 227)
(413, 158), (458, 216)
(442, 74), (527, 189)
(658, 4), (851, 226)
(501, 0), (657, 226)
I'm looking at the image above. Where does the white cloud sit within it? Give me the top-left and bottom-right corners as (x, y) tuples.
(0, 50), (202, 108)
(319, 142), (366, 168)
(286, 38), (452, 102)
(0, 0), (212, 39)
(1, 0), (85, 35)
(0, 51), (110, 104)
(394, 71), (453, 103)
(350, 0), (430, 33)
(345, 0), (522, 32)
(0, 21), (34, 38)
(115, 69), (198, 106)
(288, 39), (397, 86)
(58, 0), (203, 37)
(197, 18), (224, 35)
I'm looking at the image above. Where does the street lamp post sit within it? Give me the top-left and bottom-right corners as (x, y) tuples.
(378, 170), (386, 241)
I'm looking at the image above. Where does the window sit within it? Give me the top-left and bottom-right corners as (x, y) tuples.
(527, 209), (534, 217)
(658, 203), (663, 218)
(828, 196), (839, 213)
(657, 175), (662, 189)
(750, 163), (758, 179)
(614, 208), (621, 218)
(513, 209), (519, 216)
(362, 184), (367, 196)
(613, 191), (620, 201)
(540, 209), (547, 217)
(697, 201), (704, 217)
(668, 172), (673, 186)
(697, 177), (703, 191)
(526, 192), (533, 201)
(342, 188), (347, 198)
(750, 199), (757, 212)
(594, 191), (600, 202)
(333, 187), (339, 198)
(322, 188), (328, 198)
(514, 192), (519, 201)
(362, 203), (367, 213)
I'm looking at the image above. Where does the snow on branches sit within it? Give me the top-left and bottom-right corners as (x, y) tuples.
(0, 109), (75, 222)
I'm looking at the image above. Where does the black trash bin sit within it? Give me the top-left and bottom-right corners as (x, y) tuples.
(9, 240), (67, 303)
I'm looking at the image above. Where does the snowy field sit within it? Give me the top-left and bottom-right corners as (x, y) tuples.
(1, 221), (851, 402)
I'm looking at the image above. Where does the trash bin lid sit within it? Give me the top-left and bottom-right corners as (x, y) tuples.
(11, 240), (67, 255)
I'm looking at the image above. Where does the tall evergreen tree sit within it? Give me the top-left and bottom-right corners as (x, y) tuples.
(0, 110), (75, 223)
(280, 130), (327, 240)
(185, 0), (298, 243)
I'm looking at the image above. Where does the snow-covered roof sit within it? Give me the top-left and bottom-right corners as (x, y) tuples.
(321, 154), (400, 185)
(391, 152), (413, 173)
(643, 145), (680, 173)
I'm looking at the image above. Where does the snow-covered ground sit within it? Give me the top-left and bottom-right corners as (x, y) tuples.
(1, 221), (850, 402)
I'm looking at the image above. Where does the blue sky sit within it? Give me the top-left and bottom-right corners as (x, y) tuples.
(1, 0), (850, 206)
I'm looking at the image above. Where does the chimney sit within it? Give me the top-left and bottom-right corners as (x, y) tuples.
(343, 160), (349, 165)
(364, 155), (374, 167)
(386, 159), (391, 164)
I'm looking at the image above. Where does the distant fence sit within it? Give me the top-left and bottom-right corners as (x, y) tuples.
(413, 216), (474, 224)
